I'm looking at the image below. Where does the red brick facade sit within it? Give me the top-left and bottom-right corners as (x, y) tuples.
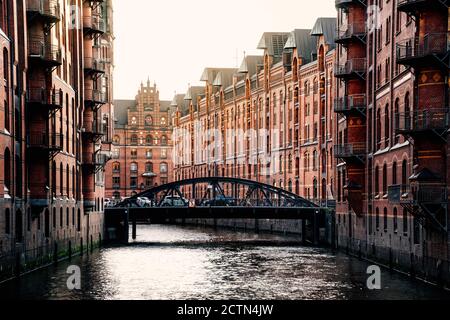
(172, 19), (337, 207)
(335, 0), (450, 277)
(0, 0), (114, 262)
(105, 81), (175, 201)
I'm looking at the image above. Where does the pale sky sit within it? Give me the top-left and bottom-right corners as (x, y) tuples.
(112, 0), (337, 101)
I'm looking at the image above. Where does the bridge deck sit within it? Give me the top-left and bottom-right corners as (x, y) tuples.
(106, 206), (324, 221)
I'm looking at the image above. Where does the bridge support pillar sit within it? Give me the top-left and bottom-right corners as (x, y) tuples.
(313, 213), (319, 246)
(132, 213), (137, 241)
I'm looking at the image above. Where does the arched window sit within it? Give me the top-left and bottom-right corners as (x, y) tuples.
(14, 157), (21, 197)
(402, 159), (408, 193)
(376, 108), (382, 149)
(394, 98), (400, 143)
(374, 165), (380, 195)
(145, 162), (153, 172)
(161, 135), (168, 146)
(288, 154), (292, 173)
(113, 135), (120, 144)
(131, 134), (138, 145)
(112, 162), (120, 173)
(66, 164), (70, 197)
(384, 104), (390, 146)
(382, 163), (387, 195)
(60, 162), (64, 195)
(4, 147), (10, 192)
(404, 92), (411, 130)
(131, 117), (137, 125)
(160, 162), (168, 173)
(3, 48), (9, 132)
(146, 135), (153, 145)
(313, 150), (318, 171)
(161, 117), (166, 126)
(130, 162), (138, 173)
(288, 180), (292, 192)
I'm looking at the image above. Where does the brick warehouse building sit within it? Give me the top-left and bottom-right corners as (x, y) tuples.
(105, 80), (176, 201)
(172, 17), (337, 210)
(335, 0), (449, 283)
(0, 0), (114, 277)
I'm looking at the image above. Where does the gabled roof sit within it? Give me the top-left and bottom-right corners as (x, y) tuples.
(284, 29), (316, 64)
(238, 55), (264, 76)
(183, 86), (204, 113)
(114, 99), (135, 126)
(200, 68), (237, 83)
(257, 32), (290, 58)
(212, 68), (237, 88)
(310, 17), (337, 50)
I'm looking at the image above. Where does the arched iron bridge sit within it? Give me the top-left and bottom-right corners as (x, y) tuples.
(115, 177), (319, 209)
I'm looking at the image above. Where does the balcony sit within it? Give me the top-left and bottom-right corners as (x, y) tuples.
(333, 94), (366, 116)
(83, 14), (105, 36)
(397, 0), (449, 13)
(334, 143), (366, 163)
(388, 183), (448, 233)
(82, 120), (105, 142)
(396, 33), (449, 69)
(335, 0), (367, 8)
(28, 39), (62, 68)
(85, 89), (107, 108)
(26, 0), (60, 24)
(27, 87), (62, 111)
(82, 152), (111, 172)
(334, 58), (366, 80)
(335, 24), (367, 45)
(396, 108), (449, 141)
(28, 132), (64, 152)
(84, 57), (106, 76)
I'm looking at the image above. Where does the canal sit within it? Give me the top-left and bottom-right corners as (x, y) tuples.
(0, 225), (449, 300)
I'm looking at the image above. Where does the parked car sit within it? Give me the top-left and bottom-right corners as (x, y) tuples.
(137, 197), (152, 207)
(160, 196), (188, 207)
(203, 195), (236, 207)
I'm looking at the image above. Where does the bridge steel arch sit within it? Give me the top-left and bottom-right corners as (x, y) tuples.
(116, 177), (320, 209)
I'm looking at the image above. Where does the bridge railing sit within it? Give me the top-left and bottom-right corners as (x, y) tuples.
(117, 196), (318, 209)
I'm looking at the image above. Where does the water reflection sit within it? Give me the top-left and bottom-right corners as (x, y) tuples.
(1, 225), (449, 300)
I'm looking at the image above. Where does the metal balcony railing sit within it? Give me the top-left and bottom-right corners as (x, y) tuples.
(28, 39), (62, 66)
(396, 32), (449, 65)
(397, 0), (449, 12)
(335, 24), (367, 44)
(26, 0), (60, 22)
(335, 0), (367, 8)
(334, 94), (366, 114)
(28, 132), (64, 151)
(396, 108), (449, 134)
(27, 87), (62, 109)
(388, 183), (447, 205)
(83, 14), (105, 34)
(334, 58), (367, 79)
(334, 143), (366, 159)
(85, 89), (107, 105)
(84, 57), (106, 74)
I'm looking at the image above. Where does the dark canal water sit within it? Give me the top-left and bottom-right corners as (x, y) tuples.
(1, 225), (449, 300)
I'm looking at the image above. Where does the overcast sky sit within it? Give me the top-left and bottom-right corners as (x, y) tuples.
(112, 0), (337, 101)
